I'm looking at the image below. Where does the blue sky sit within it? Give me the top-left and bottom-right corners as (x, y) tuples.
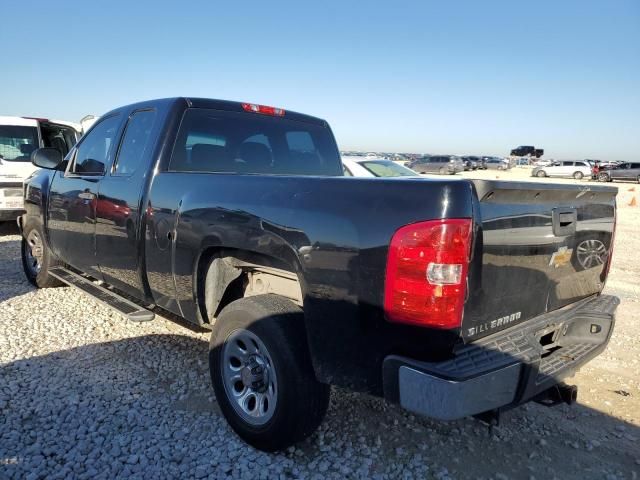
(2, 0), (639, 160)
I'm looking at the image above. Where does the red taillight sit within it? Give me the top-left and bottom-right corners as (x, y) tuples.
(241, 103), (285, 116)
(384, 219), (472, 329)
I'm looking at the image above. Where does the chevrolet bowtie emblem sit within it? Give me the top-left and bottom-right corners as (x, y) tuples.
(549, 246), (573, 268)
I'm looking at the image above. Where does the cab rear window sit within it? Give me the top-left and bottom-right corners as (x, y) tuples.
(169, 109), (342, 176)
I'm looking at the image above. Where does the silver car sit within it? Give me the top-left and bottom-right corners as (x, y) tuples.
(409, 155), (464, 175)
(483, 157), (510, 171)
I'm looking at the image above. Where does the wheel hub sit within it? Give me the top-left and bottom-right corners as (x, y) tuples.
(26, 230), (44, 275)
(221, 329), (277, 425)
(241, 355), (269, 392)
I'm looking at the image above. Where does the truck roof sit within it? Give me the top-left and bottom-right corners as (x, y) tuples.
(102, 97), (329, 127)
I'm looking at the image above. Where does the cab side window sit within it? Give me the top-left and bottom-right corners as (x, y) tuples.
(113, 110), (157, 176)
(71, 115), (121, 175)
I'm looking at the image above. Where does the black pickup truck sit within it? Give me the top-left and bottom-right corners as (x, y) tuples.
(19, 98), (618, 451)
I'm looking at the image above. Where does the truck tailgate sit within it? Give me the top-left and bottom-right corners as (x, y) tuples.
(462, 180), (617, 341)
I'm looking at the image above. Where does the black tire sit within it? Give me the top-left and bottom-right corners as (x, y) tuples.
(536, 170), (546, 177)
(21, 221), (63, 288)
(598, 172), (610, 182)
(209, 294), (330, 452)
(573, 171), (584, 180)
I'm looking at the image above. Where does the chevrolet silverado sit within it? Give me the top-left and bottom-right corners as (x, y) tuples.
(19, 97), (618, 451)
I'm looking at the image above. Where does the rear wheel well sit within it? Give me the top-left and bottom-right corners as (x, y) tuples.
(196, 248), (303, 325)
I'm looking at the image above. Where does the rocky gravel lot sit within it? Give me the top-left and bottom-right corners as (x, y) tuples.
(1, 176), (638, 479)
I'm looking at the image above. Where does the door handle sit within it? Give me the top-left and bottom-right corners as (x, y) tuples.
(552, 208), (577, 236)
(78, 192), (96, 200)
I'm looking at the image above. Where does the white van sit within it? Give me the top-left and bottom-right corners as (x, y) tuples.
(532, 160), (593, 180)
(0, 116), (90, 221)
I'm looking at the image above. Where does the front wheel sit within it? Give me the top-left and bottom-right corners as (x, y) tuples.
(209, 295), (330, 452)
(598, 172), (610, 182)
(21, 222), (63, 288)
(536, 170), (546, 177)
(573, 171), (584, 180)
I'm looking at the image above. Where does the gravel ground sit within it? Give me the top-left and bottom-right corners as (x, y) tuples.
(1, 173), (638, 479)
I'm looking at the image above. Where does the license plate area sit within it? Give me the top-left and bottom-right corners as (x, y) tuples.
(0, 199), (24, 209)
(0, 188), (24, 210)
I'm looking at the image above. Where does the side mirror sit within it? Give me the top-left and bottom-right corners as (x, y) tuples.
(31, 148), (63, 170)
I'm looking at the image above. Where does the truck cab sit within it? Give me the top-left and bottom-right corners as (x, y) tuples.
(0, 116), (84, 221)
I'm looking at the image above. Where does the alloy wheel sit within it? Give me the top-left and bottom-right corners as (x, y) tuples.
(576, 239), (607, 269)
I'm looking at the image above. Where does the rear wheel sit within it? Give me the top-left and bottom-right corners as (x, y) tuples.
(209, 294), (330, 452)
(598, 172), (610, 182)
(438, 167), (447, 175)
(536, 170), (546, 177)
(573, 171), (584, 180)
(21, 222), (63, 288)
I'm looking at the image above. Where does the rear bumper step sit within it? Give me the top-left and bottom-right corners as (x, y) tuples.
(49, 267), (154, 322)
(382, 294), (618, 420)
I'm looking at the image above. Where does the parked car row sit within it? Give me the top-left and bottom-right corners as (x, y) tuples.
(343, 154), (515, 178)
(343, 154), (639, 184)
(531, 159), (640, 183)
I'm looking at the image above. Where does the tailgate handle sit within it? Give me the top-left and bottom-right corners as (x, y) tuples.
(552, 208), (577, 236)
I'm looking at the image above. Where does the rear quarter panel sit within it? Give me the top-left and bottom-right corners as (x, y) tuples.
(146, 174), (475, 393)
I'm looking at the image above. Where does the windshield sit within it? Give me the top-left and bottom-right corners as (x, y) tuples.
(359, 160), (418, 177)
(0, 125), (39, 162)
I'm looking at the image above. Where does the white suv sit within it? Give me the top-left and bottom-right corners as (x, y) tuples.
(0, 116), (86, 221)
